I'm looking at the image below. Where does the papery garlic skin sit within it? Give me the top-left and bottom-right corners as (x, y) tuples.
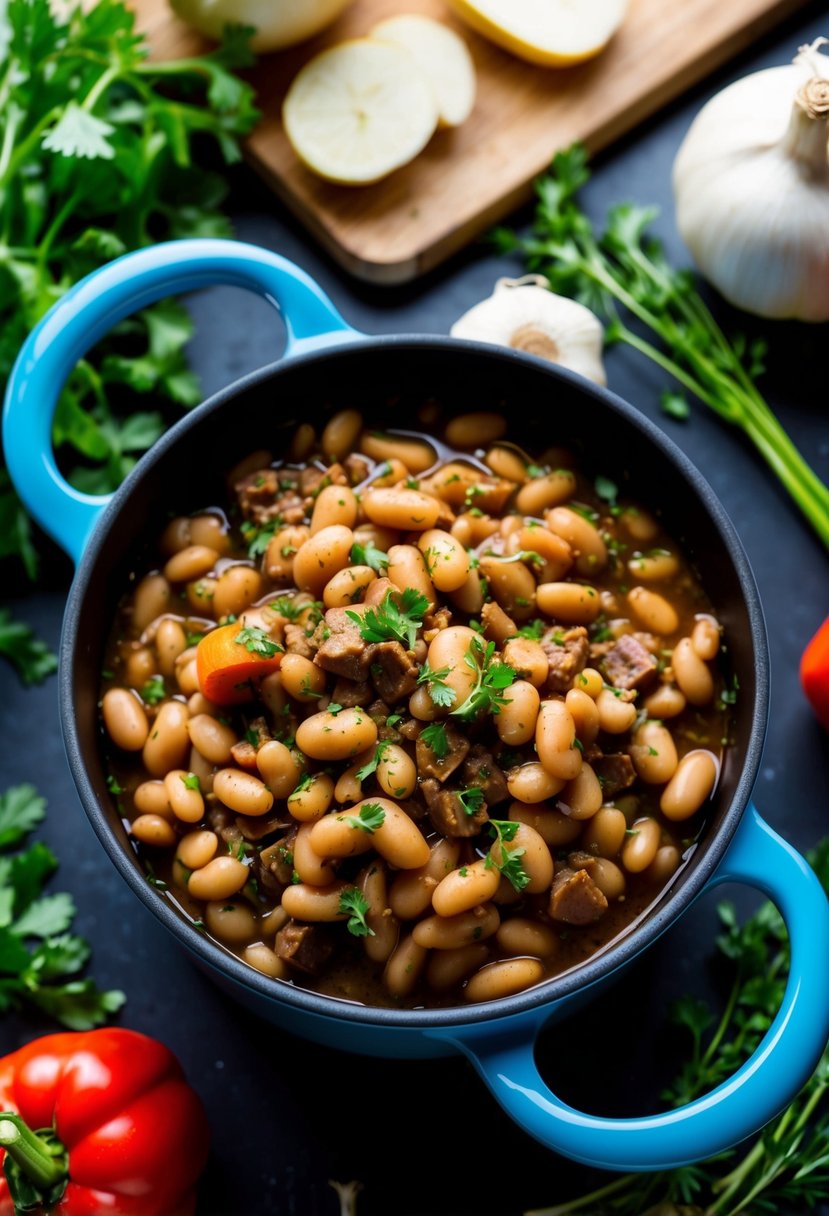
(673, 41), (829, 321)
(450, 276), (607, 385)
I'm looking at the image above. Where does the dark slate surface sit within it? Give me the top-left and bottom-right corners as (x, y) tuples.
(3, 5), (829, 1213)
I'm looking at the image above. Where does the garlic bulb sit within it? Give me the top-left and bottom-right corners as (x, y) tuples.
(673, 38), (829, 321)
(449, 276), (606, 385)
(170, 0), (354, 53)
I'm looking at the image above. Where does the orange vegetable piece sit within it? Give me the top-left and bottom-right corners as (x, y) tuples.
(801, 615), (829, 731)
(196, 622), (283, 705)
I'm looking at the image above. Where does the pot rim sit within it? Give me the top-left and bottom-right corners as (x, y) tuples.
(61, 334), (769, 1030)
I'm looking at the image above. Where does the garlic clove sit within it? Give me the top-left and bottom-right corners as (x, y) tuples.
(449, 276), (606, 385)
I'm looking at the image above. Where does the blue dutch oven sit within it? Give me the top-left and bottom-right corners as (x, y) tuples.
(4, 238), (829, 1172)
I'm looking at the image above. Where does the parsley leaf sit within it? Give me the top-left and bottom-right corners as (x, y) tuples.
(487, 820), (529, 892)
(347, 589), (429, 651)
(0, 0), (258, 596)
(419, 723), (449, 760)
(0, 609), (57, 686)
(338, 887), (374, 937)
(234, 627), (283, 658)
(417, 661), (457, 708)
(457, 786), (485, 817)
(451, 638), (515, 721)
(355, 743), (390, 783)
(181, 772), (200, 791)
(0, 784), (125, 1028)
(341, 803), (386, 834)
(513, 618), (545, 640)
(140, 676), (166, 704)
(350, 540), (389, 573)
(241, 517), (281, 559)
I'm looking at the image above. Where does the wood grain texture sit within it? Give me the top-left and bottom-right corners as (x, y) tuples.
(135, 0), (809, 283)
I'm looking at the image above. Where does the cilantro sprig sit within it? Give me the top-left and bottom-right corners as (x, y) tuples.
(350, 540), (389, 573)
(0, 784), (125, 1028)
(355, 743), (390, 783)
(419, 723), (449, 760)
(451, 638), (515, 722)
(339, 887), (374, 937)
(340, 804), (386, 834)
(0, 609), (58, 687)
(493, 143), (829, 551)
(458, 786), (485, 817)
(347, 589), (429, 652)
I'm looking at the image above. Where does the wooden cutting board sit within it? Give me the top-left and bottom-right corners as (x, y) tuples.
(136, 0), (809, 284)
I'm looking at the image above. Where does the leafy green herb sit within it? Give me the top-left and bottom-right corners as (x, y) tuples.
(493, 144), (829, 550)
(350, 540), (389, 573)
(0, 784), (125, 1028)
(385, 713), (404, 728)
(140, 676), (166, 705)
(270, 596), (305, 622)
(486, 819), (529, 892)
(234, 627), (283, 658)
(536, 838), (829, 1216)
(417, 661), (457, 709)
(326, 703), (344, 716)
(0, 609), (57, 686)
(347, 589), (429, 651)
(420, 723), (449, 760)
(451, 637), (515, 722)
(661, 391), (691, 421)
(0, 0), (258, 605)
(341, 803), (386, 834)
(241, 517), (281, 559)
(290, 772), (314, 797)
(594, 475), (618, 505)
(355, 743), (390, 783)
(338, 887), (374, 937)
(458, 786), (485, 817)
(514, 618), (546, 640)
(105, 775), (123, 797)
(180, 773), (200, 791)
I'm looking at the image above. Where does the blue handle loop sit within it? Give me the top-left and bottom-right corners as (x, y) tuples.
(441, 806), (829, 1170)
(2, 238), (358, 565)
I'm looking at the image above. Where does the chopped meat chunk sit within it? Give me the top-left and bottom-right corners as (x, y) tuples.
(300, 463), (347, 499)
(369, 641), (419, 703)
(421, 778), (489, 838)
(229, 739), (258, 770)
(424, 605), (452, 634)
(592, 753), (637, 798)
(235, 811), (289, 842)
(343, 454), (371, 484)
(331, 678), (373, 708)
(235, 469), (281, 524)
(416, 723), (470, 781)
(284, 622), (315, 659)
(276, 921), (335, 976)
(549, 868), (608, 925)
(462, 746), (509, 806)
(481, 601), (517, 645)
(258, 830), (297, 887)
(602, 634), (658, 691)
(313, 608), (371, 681)
(395, 717), (421, 742)
(543, 626), (590, 694)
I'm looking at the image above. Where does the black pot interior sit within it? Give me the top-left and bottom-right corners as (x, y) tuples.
(65, 338), (767, 1025)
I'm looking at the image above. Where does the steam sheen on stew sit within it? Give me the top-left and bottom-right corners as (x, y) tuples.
(99, 407), (731, 1009)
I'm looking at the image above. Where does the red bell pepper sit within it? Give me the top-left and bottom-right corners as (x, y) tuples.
(0, 1028), (209, 1216)
(801, 615), (829, 731)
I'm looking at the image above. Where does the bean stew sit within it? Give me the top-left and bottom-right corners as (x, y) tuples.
(99, 406), (732, 1009)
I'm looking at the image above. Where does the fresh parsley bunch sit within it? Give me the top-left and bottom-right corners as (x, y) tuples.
(0, 0), (258, 681)
(0, 784), (125, 1028)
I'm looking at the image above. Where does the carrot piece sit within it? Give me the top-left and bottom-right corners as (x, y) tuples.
(196, 623), (284, 705)
(801, 616), (829, 731)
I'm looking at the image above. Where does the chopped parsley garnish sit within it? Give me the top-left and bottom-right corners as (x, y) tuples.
(417, 661), (457, 708)
(355, 742), (390, 783)
(451, 637), (515, 722)
(526, 464), (545, 478)
(186, 629), (206, 647)
(140, 676), (165, 704)
(514, 618), (546, 640)
(486, 819), (530, 892)
(326, 703), (344, 716)
(457, 786), (485, 817)
(347, 588), (429, 652)
(181, 772), (201, 791)
(717, 674), (740, 710)
(234, 627), (283, 658)
(350, 540), (389, 573)
(420, 722), (449, 759)
(290, 772), (314, 797)
(341, 803), (386, 834)
(106, 774), (124, 796)
(339, 887), (374, 937)
(241, 516), (281, 559)
(385, 713), (404, 728)
(270, 596), (305, 622)
(594, 475), (618, 505)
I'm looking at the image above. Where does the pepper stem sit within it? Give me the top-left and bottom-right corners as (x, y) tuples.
(0, 1113), (67, 1191)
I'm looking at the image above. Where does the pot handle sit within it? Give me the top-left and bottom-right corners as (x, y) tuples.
(436, 805), (829, 1170)
(2, 238), (358, 565)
